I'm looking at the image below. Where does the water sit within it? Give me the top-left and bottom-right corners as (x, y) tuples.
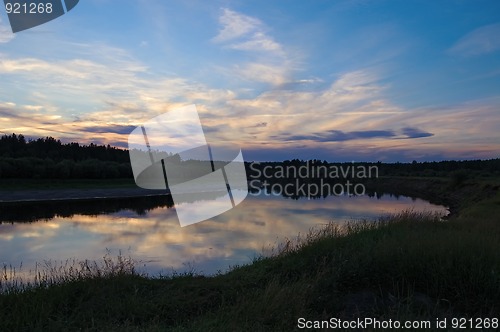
(0, 192), (448, 278)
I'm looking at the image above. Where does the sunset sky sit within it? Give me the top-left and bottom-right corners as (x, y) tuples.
(0, 0), (499, 162)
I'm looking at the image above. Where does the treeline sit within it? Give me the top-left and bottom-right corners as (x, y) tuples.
(244, 158), (500, 199)
(0, 133), (498, 180)
(378, 159), (500, 177)
(247, 158), (500, 179)
(0, 134), (132, 179)
(0, 134), (129, 162)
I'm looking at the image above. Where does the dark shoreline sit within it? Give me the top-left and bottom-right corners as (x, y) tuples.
(0, 187), (169, 204)
(0, 177), (495, 224)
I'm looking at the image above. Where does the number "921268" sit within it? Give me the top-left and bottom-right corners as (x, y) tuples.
(5, 2), (53, 14)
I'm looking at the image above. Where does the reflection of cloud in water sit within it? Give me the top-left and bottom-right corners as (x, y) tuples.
(0, 194), (447, 277)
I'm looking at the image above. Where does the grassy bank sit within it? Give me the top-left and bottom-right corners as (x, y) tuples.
(0, 178), (499, 331)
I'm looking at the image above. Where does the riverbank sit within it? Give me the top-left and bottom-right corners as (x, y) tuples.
(0, 187), (168, 203)
(0, 176), (499, 331)
(368, 175), (500, 216)
(0, 175), (496, 208)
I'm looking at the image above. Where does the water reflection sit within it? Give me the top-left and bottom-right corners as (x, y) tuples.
(0, 195), (173, 223)
(0, 193), (448, 278)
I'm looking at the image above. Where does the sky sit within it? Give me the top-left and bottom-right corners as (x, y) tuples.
(0, 0), (499, 162)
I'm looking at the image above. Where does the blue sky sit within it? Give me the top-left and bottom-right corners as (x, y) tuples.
(0, 0), (499, 161)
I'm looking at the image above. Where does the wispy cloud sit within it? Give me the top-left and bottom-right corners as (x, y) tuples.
(212, 8), (262, 43)
(401, 127), (433, 139)
(212, 8), (283, 55)
(449, 23), (500, 56)
(284, 129), (396, 142)
(235, 62), (291, 85)
(79, 124), (137, 135)
(212, 8), (293, 86)
(276, 127), (433, 143)
(229, 31), (284, 55)
(0, 17), (14, 43)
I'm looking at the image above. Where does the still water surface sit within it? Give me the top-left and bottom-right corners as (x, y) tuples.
(0, 193), (447, 277)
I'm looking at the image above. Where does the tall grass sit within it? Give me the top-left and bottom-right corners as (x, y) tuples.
(267, 210), (443, 257)
(1, 253), (138, 294)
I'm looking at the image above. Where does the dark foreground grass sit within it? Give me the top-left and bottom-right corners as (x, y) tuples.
(0, 184), (499, 331)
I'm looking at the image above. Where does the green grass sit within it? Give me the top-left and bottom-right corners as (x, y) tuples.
(0, 179), (499, 331)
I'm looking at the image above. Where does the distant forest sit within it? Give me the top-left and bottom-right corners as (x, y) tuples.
(0, 133), (498, 180)
(0, 134), (131, 179)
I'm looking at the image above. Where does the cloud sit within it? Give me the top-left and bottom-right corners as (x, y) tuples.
(213, 8), (284, 56)
(207, 67), (499, 161)
(201, 123), (229, 134)
(212, 8), (291, 86)
(220, 69), (395, 137)
(235, 62), (291, 85)
(0, 102), (78, 136)
(0, 34), (497, 162)
(285, 130), (395, 142)
(0, 17), (14, 43)
(229, 31), (283, 54)
(449, 23), (500, 56)
(401, 127), (434, 139)
(79, 125), (137, 135)
(0, 43), (235, 121)
(252, 122), (267, 128)
(212, 8), (262, 43)
(281, 127), (433, 143)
